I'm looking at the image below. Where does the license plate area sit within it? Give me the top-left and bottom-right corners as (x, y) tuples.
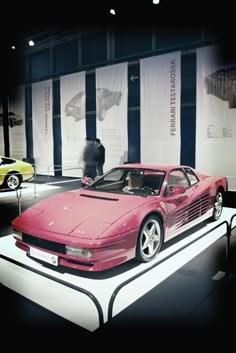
(29, 247), (58, 266)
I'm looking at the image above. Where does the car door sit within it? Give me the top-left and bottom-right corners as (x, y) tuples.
(163, 168), (197, 239)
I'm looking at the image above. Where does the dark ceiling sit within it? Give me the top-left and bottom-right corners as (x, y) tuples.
(2, 0), (235, 41)
(1, 0), (235, 45)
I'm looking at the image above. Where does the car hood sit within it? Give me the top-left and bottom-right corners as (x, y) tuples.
(16, 189), (150, 237)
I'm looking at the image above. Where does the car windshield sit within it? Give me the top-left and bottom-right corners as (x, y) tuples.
(85, 167), (165, 196)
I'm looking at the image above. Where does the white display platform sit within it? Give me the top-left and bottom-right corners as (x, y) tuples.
(0, 182), (61, 199)
(0, 207), (236, 332)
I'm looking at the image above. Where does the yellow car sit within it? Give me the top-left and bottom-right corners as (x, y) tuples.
(0, 156), (34, 190)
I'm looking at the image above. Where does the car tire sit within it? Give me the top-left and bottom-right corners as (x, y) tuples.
(4, 173), (22, 189)
(229, 94), (236, 109)
(136, 215), (163, 263)
(211, 190), (223, 221)
(9, 118), (14, 128)
(228, 81), (236, 109)
(116, 93), (122, 105)
(205, 78), (213, 95)
(97, 106), (106, 121)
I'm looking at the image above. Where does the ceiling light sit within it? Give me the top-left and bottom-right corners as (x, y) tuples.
(110, 8), (116, 15)
(29, 40), (35, 47)
(153, 0), (160, 4)
(11, 45), (16, 50)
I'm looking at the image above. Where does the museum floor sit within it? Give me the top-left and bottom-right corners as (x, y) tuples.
(0, 178), (236, 349)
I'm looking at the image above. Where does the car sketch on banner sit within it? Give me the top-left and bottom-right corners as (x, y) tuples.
(64, 88), (122, 122)
(0, 112), (23, 128)
(96, 88), (122, 121)
(205, 65), (236, 109)
(12, 163), (227, 272)
(0, 156), (34, 190)
(64, 91), (86, 121)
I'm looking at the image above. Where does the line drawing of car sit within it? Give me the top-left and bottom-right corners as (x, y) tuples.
(0, 156), (34, 190)
(64, 88), (122, 122)
(12, 163), (227, 272)
(96, 88), (122, 121)
(0, 112), (24, 128)
(205, 66), (236, 109)
(64, 91), (86, 121)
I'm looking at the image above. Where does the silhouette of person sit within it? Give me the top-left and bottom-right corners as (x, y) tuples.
(82, 138), (97, 180)
(95, 138), (105, 176)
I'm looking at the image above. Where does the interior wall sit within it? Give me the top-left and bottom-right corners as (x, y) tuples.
(2, 25), (221, 169)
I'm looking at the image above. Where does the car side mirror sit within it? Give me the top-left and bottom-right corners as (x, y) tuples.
(81, 176), (93, 187)
(167, 185), (186, 195)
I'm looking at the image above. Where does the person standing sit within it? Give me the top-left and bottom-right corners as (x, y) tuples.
(95, 138), (105, 176)
(82, 138), (97, 181)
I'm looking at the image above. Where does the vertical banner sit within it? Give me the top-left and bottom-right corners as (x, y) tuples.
(96, 62), (128, 172)
(8, 85), (26, 160)
(196, 45), (236, 189)
(32, 80), (54, 175)
(140, 52), (181, 164)
(0, 101), (4, 155)
(60, 71), (86, 177)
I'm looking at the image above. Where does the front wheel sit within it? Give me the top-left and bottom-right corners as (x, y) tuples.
(136, 215), (163, 263)
(211, 190), (223, 221)
(4, 173), (21, 189)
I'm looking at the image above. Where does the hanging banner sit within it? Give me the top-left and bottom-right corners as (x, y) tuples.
(0, 101), (4, 155)
(32, 80), (54, 175)
(8, 85), (26, 160)
(60, 71), (86, 177)
(196, 45), (236, 190)
(96, 62), (128, 172)
(140, 52), (181, 164)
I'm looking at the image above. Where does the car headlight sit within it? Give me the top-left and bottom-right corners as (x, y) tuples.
(13, 229), (22, 240)
(66, 245), (93, 258)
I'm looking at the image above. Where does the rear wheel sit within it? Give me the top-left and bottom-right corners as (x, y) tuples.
(211, 190), (223, 221)
(136, 215), (163, 263)
(4, 173), (22, 189)
(97, 106), (106, 121)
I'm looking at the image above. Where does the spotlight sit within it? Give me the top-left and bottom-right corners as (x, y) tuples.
(110, 8), (116, 15)
(11, 45), (16, 50)
(29, 40), (34, 47)
(153, 0), (160, 4)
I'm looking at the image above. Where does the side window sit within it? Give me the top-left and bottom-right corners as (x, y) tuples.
(167, 169), (189, 188)
(185, 168), (199, 186)
(2, 158), (14, 165)
(95, 169), (125, 185)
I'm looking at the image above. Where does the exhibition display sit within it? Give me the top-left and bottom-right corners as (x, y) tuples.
(0, 7), (235, 340)
(1, 207), (235, 332)
(12, 163), (227, 272)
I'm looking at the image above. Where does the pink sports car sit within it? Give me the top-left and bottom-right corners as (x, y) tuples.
(12, 164), (228, 272)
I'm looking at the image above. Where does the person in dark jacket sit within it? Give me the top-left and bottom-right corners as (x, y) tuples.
(95, 138), (105, 176)
(82, 137), (97, 180)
